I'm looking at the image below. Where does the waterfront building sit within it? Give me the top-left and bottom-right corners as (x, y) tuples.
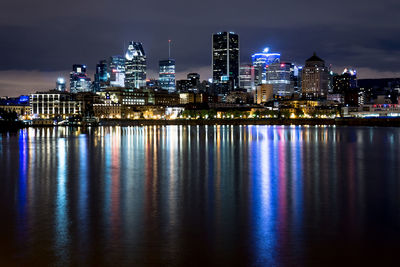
(278, 100), (335, 118)
(301, 53), (329, 97)
(125, 41), (146, 90)
(212, 32), (239, 92)
(93, 103), (121, 119)
(56, 78), (66, 92)
(30, 90), (82, 118)
(342, 104), (400, 117)
(70, 64), (92, 93)
(265, 62), (294, 97)
(0, 96), (31, 119)
(108, 56), (125, 87)
(159, 59), (176, 92)
(251, 47), (281, 84)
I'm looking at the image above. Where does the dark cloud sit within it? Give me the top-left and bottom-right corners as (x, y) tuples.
(0, 0), (399, 96)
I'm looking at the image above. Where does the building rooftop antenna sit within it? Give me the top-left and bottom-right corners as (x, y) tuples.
(168, 39), (171, 59)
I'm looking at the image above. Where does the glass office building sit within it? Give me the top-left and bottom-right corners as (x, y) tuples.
(251, 47), (281, 84)
(159, 59), (176, 92)
(125, 41), (146, 90)
(265, 62), (295, 97)
(212, 32), (239, 91)
(69, 64), (92, 93)
(108, 56), (125, 88)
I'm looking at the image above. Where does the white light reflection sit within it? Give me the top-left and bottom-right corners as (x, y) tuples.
(55, 138), (70, 265)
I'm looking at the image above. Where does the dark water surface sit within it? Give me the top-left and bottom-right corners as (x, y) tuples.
(1, 126), (400, 266)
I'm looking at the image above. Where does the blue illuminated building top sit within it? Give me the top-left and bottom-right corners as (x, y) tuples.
(0, 96), (30, 106)
(251, 47), (281, 68)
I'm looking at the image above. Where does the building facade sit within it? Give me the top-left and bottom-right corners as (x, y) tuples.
(251, 47), (281, 85)
(265, 62), (295, 97)
(70, 64), (92, 93)
(255, 84), (273, 104)
(239, 64), (256, 92)
(94, 60), (109, 92)
(301, 53), (329, 97)
(159, 59), (176, 92)
(125, 41), (146, 90)
(30, 90), (82, 118)
(108, 56), (126, 87)
(56, 78), (66, 92)
(212, 32), (239, 92)
(333, 68), (357, 93)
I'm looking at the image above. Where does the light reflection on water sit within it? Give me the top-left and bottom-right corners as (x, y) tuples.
(1, 125), (400, 266)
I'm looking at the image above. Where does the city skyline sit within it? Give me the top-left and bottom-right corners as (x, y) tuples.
(0, 37), (398, 97)
(1, 0), (399, 96)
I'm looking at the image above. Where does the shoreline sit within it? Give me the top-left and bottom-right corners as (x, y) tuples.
(3, 118), (400, 131)
(99, 118), (400, 127)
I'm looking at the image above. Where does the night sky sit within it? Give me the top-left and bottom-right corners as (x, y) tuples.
(1, 0), (399, 96)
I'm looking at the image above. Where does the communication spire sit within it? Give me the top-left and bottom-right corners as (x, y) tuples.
(168, 39), (171, 59)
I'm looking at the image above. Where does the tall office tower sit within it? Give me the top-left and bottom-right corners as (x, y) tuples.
(94, 60), (108, 92)
(212, 32), (239, 92)
(108, 55), (125, 87)
(251, 47), (281, 85)
(293, 66), (303, 94)
(187, 73), (200, 87)
(56, 77), (66, 92)
(239, 64), (256, 92)
(159, 59), (176, 92)
(301, 53), (329, 97)
(124, 41), (146, 90)
(265, 62), (295, 97)
(70, 64), (92, 93)
(333, 68), (357, 93)
(159, 40), (176, 92)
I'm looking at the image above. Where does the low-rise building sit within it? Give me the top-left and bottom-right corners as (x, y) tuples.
(0, 96), (31, 119)
(30, 90), (82, 119)
(255, 84), (273, 104)
(180, 92), (195, 104)
(93, 103), (121, 119)
(342, 104), (400, 117)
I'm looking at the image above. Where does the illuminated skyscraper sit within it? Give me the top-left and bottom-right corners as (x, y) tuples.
(301, 52), (329, 97)
(265, 62), (294, 97)
(239, 64), (256, 92)
(94, 59), (108, 92)
(293, 66), (303, 94)
(251, 47), (281, 84)
(212, 32), (239, 92)
(56, 77), (66, 92)
(108, 55), (125, 87)
(70, 64), (92, 93)
(159, 59), (176, 92)
(333, 68), (357, 93)
(124, 41), (146, 90)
